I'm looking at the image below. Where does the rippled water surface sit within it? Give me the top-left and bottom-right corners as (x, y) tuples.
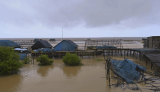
(0, 55), (159, 92)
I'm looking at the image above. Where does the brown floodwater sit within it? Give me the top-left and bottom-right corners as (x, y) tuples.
(0, 56), (159, 92)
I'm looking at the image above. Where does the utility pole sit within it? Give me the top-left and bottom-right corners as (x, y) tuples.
(62, 27), (63, 40)
(62, 27), (63, 51)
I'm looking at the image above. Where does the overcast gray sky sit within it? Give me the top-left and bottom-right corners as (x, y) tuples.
(0, 0), (160, 38)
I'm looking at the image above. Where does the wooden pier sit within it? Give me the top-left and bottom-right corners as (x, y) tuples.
(130, 49), (160, 72)
(101, 48), (160, 72)
(31, 50), (100, 59)
(31, 48), (160, 71)
(145, 54), (160, 69)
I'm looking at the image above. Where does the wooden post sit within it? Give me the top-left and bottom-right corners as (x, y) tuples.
(151, 61), (153, 69)
(104, 49), (105, 60)
(140, 52), (141, 61)
(145, 58), (147, 66)
(88, 52), (89, 58)
(35, 53), (36, 59)
(33, 55), (34, 64)
(95, 49), (97, 57)
(136, 51), (138, 59)
(121, 49), (122, 56)
(109, 69), (111, 88)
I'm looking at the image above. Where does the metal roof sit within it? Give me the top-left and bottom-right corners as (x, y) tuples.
(54, 40), (78, 48)
(39, 40), (52, 47)
(31, 40), (52, 50)
(65, 40), (78, 47)
(0, 40), (21, 48)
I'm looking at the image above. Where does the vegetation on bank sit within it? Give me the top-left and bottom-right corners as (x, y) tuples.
(63, 53), (82, 66)
(0, 47), (23, 75)
(36, 54), (54, 65)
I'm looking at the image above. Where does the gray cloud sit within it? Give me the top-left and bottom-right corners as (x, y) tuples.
(0, 0), (160, 28)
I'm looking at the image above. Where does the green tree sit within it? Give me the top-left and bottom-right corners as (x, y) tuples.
(63, 53), (82, 66)
(36, 54), (54, 65)
(0, 46), (23, 75)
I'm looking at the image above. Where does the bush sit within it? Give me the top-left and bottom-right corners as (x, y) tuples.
(24, 57), (32, 64)
(36, 54), (54, 65)
(0, 46), (23, 75)
(63, 53), (82, 66)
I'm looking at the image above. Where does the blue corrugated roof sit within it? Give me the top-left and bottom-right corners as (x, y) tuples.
(65, 40), (78, 47)
(0, 40), (21, 48)
(54, 40), (78, 48)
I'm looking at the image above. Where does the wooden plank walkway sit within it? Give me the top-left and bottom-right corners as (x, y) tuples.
(145, 54), (160, 63)
(101, 48), (160, 71)
(31, 48), (160, 70)
(144, 54), (160, 70)
(130, 49), (160, 71)
(31, 50), (99, 59)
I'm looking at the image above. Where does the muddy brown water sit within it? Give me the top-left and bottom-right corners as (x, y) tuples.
(0, 56), (159, 92)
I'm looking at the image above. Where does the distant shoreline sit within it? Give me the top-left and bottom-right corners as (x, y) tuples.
(0, 37), (146, 41)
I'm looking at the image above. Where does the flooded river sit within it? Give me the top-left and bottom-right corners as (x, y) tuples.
(0, 56), (159, 92)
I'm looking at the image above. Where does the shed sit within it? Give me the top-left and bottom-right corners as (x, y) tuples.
(54, 40), (78, 51)
(31, 40), (53, 50)
(147, 36), (160, 49)
(0, 40), (21, 48)
(33, 39), (42, 42)
(14, 48), (29, 60)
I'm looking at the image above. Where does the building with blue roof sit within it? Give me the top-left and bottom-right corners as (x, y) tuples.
(54, 40), (78, 51)
(0, 40), (27, 60)
(0, 40), (21, 48)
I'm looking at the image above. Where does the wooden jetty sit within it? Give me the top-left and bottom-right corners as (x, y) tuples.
(145, 54), (160, 69)
(129, 49), (160, 72)
(31, 48), (135, 59)
(31, 50), (100, 58)
(30, 48), (160, 72)
(101, 48), (160, 72)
